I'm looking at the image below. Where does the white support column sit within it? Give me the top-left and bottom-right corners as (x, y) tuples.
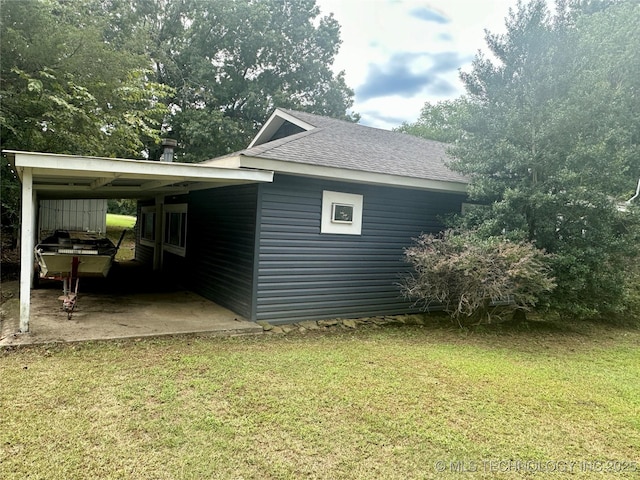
(19, 168), (36, 333)
(153, 195), (164, 271)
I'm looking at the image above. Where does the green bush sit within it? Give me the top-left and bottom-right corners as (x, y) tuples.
(622, 258), (640, 320)
(402, 230), (556, 325)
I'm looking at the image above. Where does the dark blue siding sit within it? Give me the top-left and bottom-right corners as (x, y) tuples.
(134, 202), (153, 266)
(255, 174), (465, 323)
(135, 243), (154, 266)
(186, 185), (259, 319)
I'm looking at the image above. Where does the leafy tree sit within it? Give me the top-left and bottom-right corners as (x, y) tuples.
(1, 0), (356, 228)
(0, 0), (171, 157)
(136, 0), (357, 161)
(446, 0), (640, 318)
(2, 0), (356, 163)
(107, 199), (137, 216)
(0, 0), (171, 232)
(394, 98), (471, 143)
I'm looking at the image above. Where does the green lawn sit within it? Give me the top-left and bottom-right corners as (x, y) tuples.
(106, 214), (136, 261)
(106, 213), (136, 229)
(1, 320), (639, 479)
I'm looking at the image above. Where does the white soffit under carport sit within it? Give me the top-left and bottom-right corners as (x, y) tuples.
(4, 149), (274, 334)
(5, 150), (274, 199)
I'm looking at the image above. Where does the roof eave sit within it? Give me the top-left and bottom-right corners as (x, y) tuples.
(234, 155), (468, 194)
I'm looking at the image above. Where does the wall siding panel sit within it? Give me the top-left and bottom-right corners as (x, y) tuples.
(255, 174), (465, 323)
(186, 184), (259, 319)
(135, 243), (154, 266)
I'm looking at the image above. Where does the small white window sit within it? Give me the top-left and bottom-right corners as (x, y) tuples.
(321, 191), (363, 235)
(331, 203), (354, 223)
(140, 206), (156, 248)
(163, 204), (187, 256)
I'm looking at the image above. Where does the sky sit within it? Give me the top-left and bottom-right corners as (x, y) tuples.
(315, 0), (520, 130)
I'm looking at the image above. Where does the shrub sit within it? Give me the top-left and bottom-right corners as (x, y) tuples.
(402, 229), (556, 325)
(622, 258), (640, 321)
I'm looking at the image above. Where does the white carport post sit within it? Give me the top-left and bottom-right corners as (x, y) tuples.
(19, 167), (36, 332)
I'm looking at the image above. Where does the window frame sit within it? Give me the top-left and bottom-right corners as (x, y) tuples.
(331, 202), (355, 224)
(162, 203), (188, 257)
(139, 205), (156, 248)
(321, 191), (363, 235)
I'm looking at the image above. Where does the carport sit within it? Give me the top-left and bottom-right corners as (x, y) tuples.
(4, 150), (273, 334)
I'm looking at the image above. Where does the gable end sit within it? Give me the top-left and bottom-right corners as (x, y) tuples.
(270, 121), (306, 142)
(249, 108), (316, 147)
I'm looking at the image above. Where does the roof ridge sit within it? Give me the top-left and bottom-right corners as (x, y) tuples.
(277, 107), (449, 147)
(277, 108), (350, 127)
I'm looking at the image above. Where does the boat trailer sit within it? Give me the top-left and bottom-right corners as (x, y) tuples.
(34, 230), (126, 319)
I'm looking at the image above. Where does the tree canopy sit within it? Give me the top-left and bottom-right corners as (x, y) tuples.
(0, 0), (172, 158)
(157, 0), (357, 161)
(394, 98), (471, 144)
(0, 0), (355, 161)
(405, 0), (640, 318)
(0, 0), (356, 225)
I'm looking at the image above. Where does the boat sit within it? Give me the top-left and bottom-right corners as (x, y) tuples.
(35, 230), (118, 279)
(34, 230), (124, 319)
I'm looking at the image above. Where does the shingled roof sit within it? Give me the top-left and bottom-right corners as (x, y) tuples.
(206, 108), (468, 193)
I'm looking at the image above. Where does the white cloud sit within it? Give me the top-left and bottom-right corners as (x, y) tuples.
(316, 0), (518, 129)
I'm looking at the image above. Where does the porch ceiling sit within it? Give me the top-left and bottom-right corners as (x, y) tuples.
(4, 150), (273, 199)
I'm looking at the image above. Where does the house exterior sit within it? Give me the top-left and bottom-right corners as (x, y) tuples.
(135, 109), (468, 323)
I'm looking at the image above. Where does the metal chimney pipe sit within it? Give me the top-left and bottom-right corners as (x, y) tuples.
(160, 138), (177, 162)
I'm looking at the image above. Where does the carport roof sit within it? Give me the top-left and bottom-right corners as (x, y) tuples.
(4, 150), (274, 199)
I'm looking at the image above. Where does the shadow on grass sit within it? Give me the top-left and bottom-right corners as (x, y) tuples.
(365, 310), (640, 355)
(417, 309), (639, 336)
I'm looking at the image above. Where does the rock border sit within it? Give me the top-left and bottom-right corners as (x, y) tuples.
(256, 314), (429, 334)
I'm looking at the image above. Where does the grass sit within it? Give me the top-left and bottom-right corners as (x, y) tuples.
(1, 320), (639, 479)
(106, 213), (136, 229)
(106, 214), (136, 262)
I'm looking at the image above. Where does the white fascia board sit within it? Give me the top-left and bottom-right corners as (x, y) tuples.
(203, 156), (243, 168)
(236, 156), (468, 194)
(7, 151), (273, 183)
(35, 184), (189, 194)
(248, 108), (315, 148)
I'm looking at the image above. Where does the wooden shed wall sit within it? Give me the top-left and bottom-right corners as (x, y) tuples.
(254, 174), (465, 323)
